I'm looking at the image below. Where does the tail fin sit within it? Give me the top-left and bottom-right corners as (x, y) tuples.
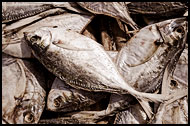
(136, 92), (171, 103)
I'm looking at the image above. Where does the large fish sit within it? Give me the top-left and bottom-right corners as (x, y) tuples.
(57, 17), (188, 122)
(116, 17), (187, 93)
(2, 53), (46, 124)
(24, 27), (167, 106)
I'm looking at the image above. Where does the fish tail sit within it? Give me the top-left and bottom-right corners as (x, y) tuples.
(134, 92), (170, 103)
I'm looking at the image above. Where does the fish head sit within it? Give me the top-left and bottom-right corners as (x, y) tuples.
(158, 17), (187, 48)
(11, 93), (45, 124)
(47, 90), (79, 112)
(24, 28), (52, 53)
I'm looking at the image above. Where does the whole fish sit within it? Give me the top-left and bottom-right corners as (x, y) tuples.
(62, 17), (187, 122)
(116, 17), (187, 93)
(24, 27), (167, 107)
(47, 77), (108, 112)
(2, 53), (46, 124)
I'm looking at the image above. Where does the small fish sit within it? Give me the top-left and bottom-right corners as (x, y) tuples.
(47, 77), (108, 112)
(2, 53), (46, 124)
(24, 27), (167, 106)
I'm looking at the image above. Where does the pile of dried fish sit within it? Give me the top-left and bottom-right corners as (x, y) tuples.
(2, 2), (188, 124)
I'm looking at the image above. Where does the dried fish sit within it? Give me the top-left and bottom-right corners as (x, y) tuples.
(173, 44), (188, 84)
(116, 17), (187, 93)
(24, 27), (168, 105)
(77, 2), (138, 30)
(62, 17), (187, 122)
(39, 117), (93, 124)
(2, 2), (91, 24)
(47, 77), (108, 112)
(2, 2), (54, 23)
(2, 53), (46, 124)
(127, 2), (187, 18)
(114, 103), (148, 124)
(150, 79), (188, 124)
(2, 12), (94, 58)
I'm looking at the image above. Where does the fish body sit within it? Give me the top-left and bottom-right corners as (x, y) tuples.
(3, 12), (93, 58)
(2, 53), (46, 124)
(68, 17), (188, 122)
(47, 77), (108, 112)
(24, 27), (166, 105)
(127, 2), (187, 18)
(116, 17), (187, 93)
(77, 2), (138, 30)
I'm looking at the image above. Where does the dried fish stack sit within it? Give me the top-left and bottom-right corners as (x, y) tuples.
(2, 2), (188, 124)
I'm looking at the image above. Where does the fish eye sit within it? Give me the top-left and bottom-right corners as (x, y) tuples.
(54, 96), (63, 107)
(24, 112), (34, 123)
(175, 26), (184, 34)
(30, 35), (41, 42)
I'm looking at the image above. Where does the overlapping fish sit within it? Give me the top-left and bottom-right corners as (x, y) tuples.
(2, 53), (46, 124)
(47, 77), (108, 112)
(24, 27), (168, 106)
(54, 17), (187, 122)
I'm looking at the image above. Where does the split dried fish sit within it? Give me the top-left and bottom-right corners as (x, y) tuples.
(2, 53), (46, 124)
(47, 77), (108, 112)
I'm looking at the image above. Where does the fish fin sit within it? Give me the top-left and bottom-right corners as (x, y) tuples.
(54, 43), (92, 51)
(161, 65), (171, 95)
(137, 99), (153, 119)
(14, 60), (26, 99)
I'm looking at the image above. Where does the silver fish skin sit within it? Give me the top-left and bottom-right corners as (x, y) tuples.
(2, 53), (46, 124)
(24, 27), (167, 105)
(47, 77), (108, 112)
(2, 12), (93, 58)
(116, 17), (187, 93)
(67, 17), (188, 122)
